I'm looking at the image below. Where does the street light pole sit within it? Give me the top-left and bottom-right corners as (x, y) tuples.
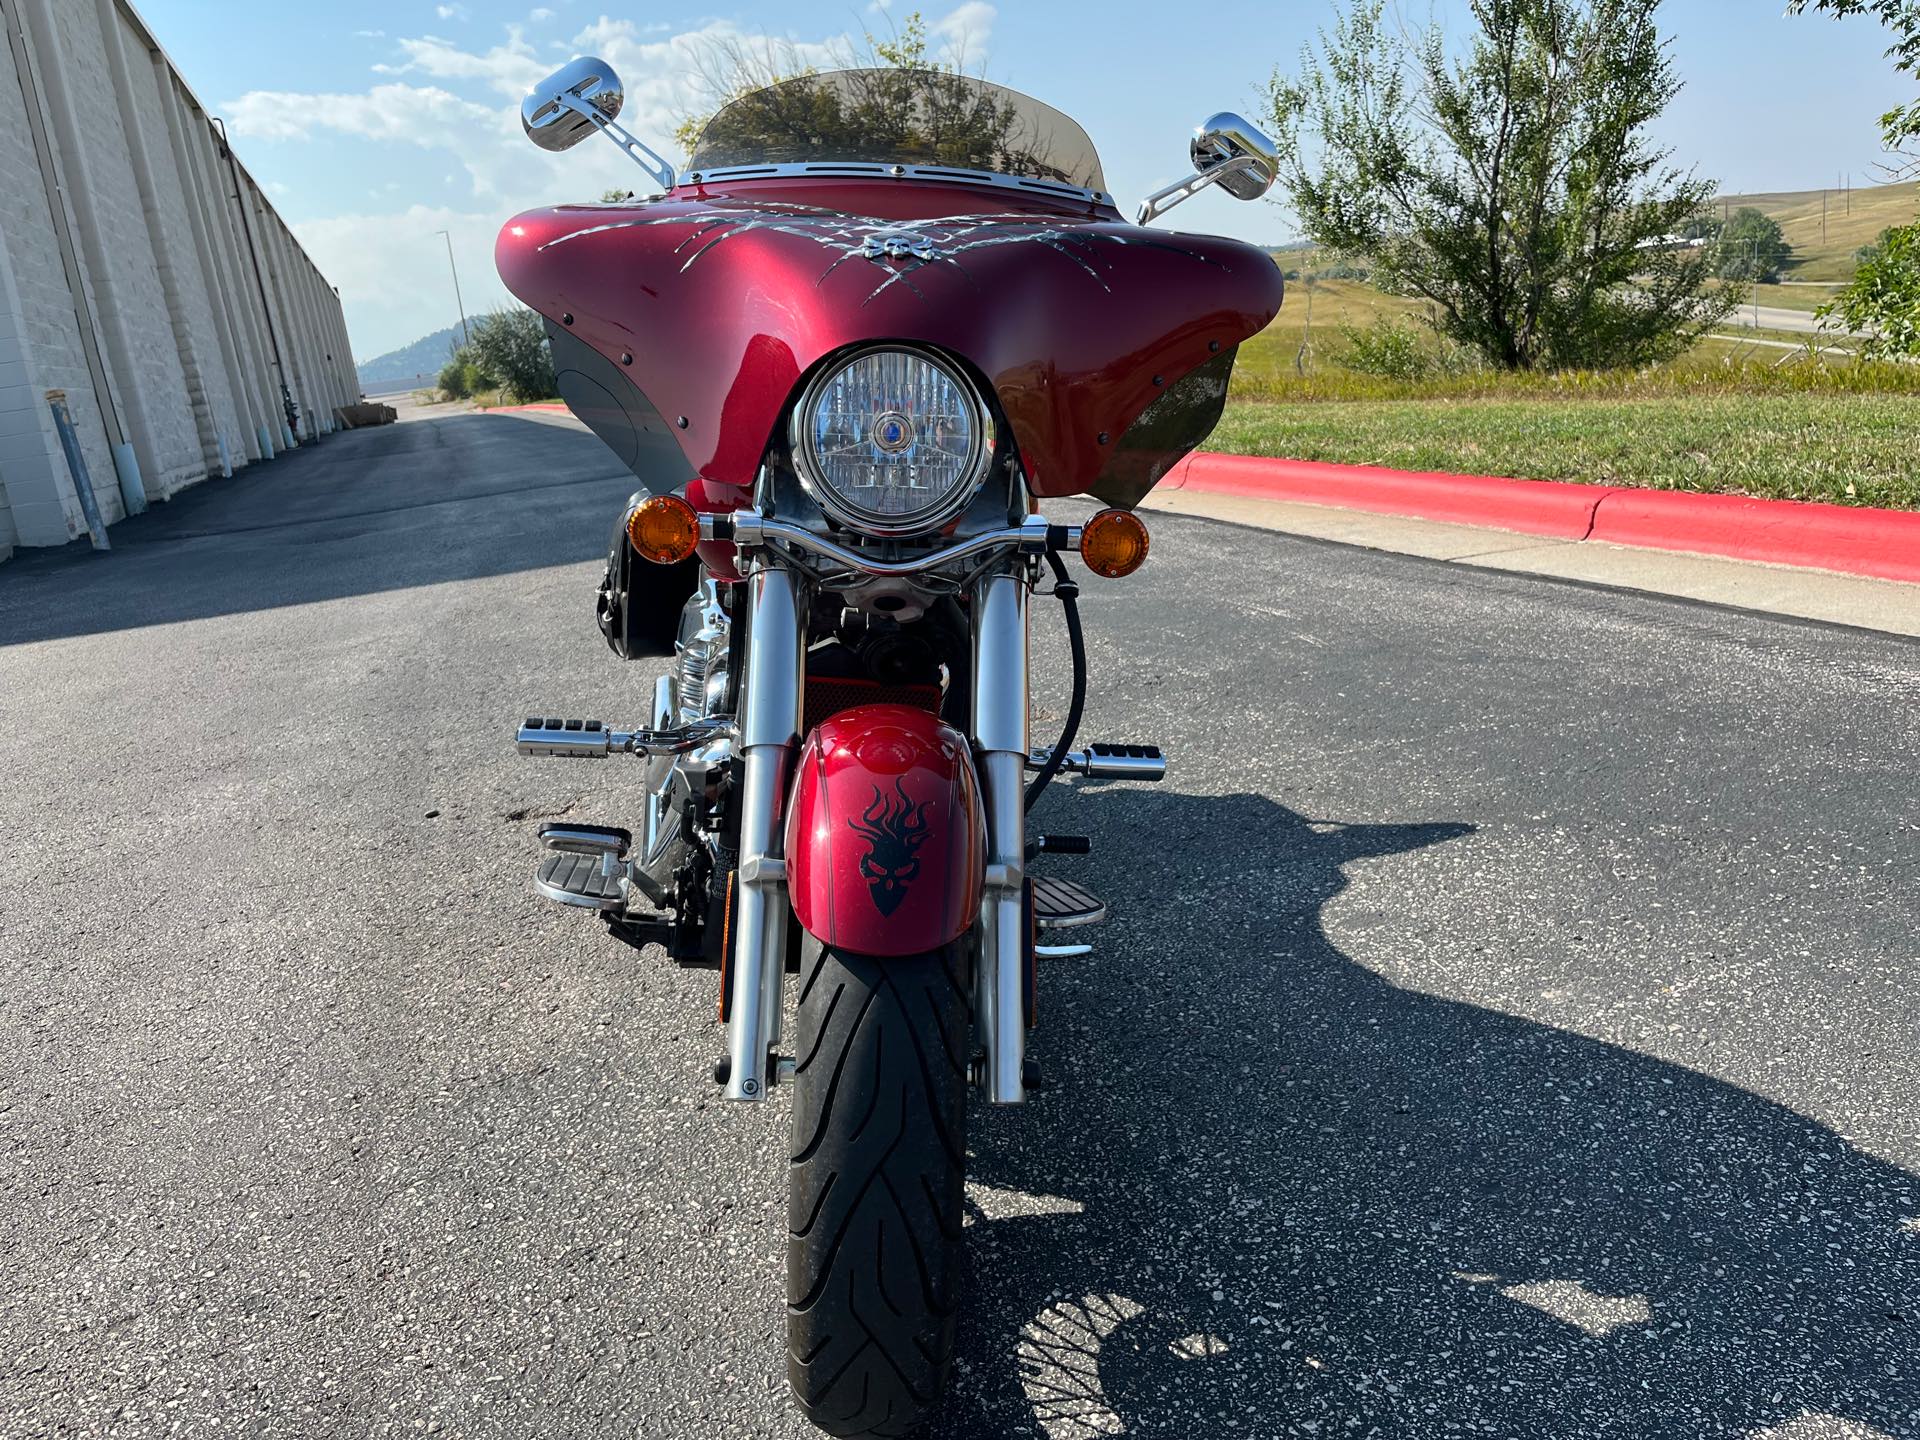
(436, 229), (470, 348)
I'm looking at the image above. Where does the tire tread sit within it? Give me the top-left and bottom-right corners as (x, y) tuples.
(786, 940), (968, 1438)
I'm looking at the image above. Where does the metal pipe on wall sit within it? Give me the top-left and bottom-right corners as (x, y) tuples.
(190, 115), (277, 459)
(3, 0), (143, 518)
(20, 0), (159, 511)
(153, 56), (263, 467)
(214, 118), (295, 450)
(95, 0), (220, 482)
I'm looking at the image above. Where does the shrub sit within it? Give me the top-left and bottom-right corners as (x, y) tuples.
(436, 345), (500, 401)
(468, 307), (558, 403)
(1339, 316), (1431, 380)
(437, 357), (469, 400)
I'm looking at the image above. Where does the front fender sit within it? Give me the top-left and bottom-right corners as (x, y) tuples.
(784, 705), (984, 956)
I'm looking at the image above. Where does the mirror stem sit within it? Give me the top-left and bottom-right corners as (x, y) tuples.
(1134, 155), (1262, 226)
(556, 93), (677, 192)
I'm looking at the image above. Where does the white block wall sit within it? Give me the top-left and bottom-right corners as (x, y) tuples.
(0, 0), (361, 559)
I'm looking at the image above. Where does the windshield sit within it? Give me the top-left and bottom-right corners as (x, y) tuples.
(686, 69), (1106, 192)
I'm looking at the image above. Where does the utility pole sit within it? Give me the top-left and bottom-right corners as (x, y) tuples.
(437, 229), (470, 348)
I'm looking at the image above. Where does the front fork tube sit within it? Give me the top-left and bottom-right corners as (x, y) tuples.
(722, 568), (803, 1101)
(972, 570), (1030, 1105)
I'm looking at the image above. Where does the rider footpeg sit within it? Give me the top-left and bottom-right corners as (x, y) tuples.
(1027, 742), (1167, 783)
(520, 717), (614, 758)
(1033, 875), (1106, 930)
(517, 714), (730, 759)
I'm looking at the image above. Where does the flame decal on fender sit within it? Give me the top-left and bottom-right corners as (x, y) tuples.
(849, 779), (933, 916)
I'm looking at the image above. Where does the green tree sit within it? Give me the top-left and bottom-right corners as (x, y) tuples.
(1788, 2), (1920, 348)
(467, 308), (556, 403)
(1714, 206), (1792, 281)
(1265, 0), (1738, 372)
(1821, 222), (1920, 356)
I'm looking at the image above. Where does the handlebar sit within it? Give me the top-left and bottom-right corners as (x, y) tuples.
(699, 510), (1082, 578)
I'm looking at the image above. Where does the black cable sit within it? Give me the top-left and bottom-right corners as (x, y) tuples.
(1025, 549), (1086, 810)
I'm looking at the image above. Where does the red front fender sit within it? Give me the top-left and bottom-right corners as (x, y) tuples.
(784, 705), (985, 956)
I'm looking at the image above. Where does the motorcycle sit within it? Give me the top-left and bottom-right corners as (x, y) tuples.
(500, 57), (1284, 1436)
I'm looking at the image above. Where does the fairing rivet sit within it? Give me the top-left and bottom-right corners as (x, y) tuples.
(1153, 374), (1164, 386)
(676, 416), (689, 429)
(1096, 431), (1109, 445)
(561, 312), (574, 325)
(620, 352), (633, 365)
(1209, 339), (1221, 352)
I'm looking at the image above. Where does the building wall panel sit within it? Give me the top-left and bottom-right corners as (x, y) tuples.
(0, 0), (360, 559)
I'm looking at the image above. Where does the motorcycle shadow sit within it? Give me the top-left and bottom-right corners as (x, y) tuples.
(946, 789), (1917, 1439)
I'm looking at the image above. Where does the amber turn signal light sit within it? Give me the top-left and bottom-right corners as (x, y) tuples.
(1078, 508), (1150, 578)
(627, 494), (700, 564)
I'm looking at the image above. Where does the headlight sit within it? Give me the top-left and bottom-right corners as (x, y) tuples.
(792, 347), (992, 536)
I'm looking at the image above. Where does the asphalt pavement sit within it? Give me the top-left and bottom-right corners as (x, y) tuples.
(2, 404), (1916, 1439)
(1722, 303), (1850, 337)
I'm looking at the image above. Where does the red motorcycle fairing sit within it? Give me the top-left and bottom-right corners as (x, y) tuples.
(496, 177), (1284, 510)
(784, 705), (985, 957)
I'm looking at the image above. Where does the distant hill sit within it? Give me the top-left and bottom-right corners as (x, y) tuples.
(357, 323), (466, 382)
(1715, 178), (1919, 281)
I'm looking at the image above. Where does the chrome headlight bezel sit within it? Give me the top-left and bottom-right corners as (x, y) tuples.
(789, 344), (995, 538)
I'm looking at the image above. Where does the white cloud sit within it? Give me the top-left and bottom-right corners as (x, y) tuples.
(292, 204), (508, 359)
(528, 6), (553, 19)
(373, 30), (547, 97)
(222, 82), (496, 145)
(227, 6), (1008, 357)
(933, 2), (995, 66)
(354, 29), (386, 38)
(435, 3), (470, 20)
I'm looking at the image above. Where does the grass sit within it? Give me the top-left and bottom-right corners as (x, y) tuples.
(1212, 378), (1920, 510)
(1216, 277), (1920, 509)
(1738, 281), (1846, 313)
(1718, 178), (1920, 281)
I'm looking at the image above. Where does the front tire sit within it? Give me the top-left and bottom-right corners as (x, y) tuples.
(786, 939), (969, 1437)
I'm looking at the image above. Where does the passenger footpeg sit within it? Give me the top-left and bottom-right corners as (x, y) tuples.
(1026, 742), (1166, 782)
(517, 715), (728, 759)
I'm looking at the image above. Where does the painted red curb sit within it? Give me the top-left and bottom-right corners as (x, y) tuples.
(1163, 452), (1606, 540)
(1165, 452), (1920, 585)
(1585, 488), (1920, 584)
(487, 401), (570, 413)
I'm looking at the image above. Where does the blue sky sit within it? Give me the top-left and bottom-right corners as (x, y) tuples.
(139, 0), (1912, 361)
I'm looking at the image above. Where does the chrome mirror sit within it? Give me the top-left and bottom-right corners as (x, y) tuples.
(1191, 113), (1279, 201)
(1136, 111), (1281, 226)
(522, 55), (676, 191)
